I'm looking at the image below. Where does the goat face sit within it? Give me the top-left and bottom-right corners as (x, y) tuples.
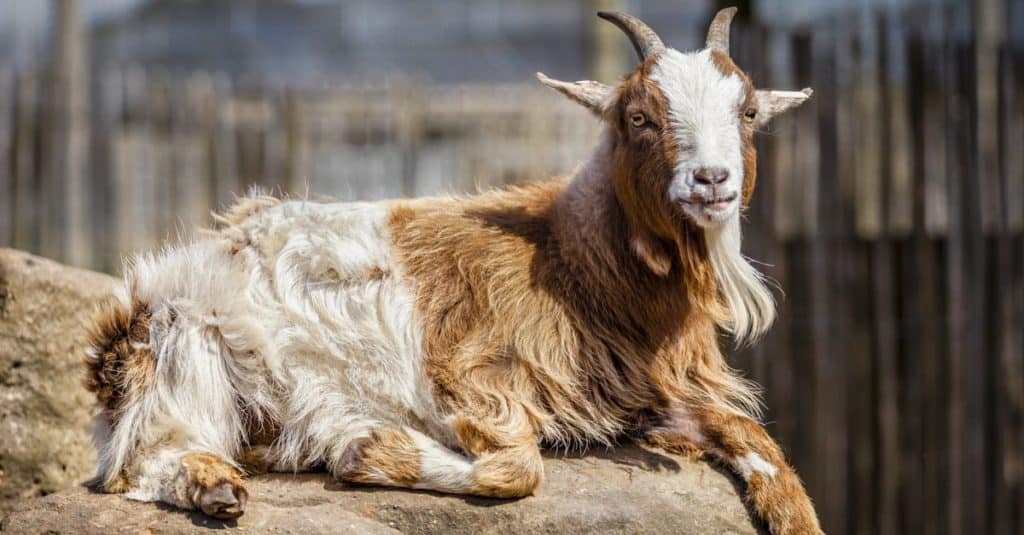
(539, 8), (812, 232)
(650, 48), (755, 228)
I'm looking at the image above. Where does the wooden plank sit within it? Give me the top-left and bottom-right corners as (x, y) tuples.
(285, 89), (308, 195)
(114, 67), (158, 254)
(1010, 235), (1024, 534)
(883, 16), (913, 237)
(784, 238), (817, 504)
(211, 73), (239, 207)
(921, 6), (949, 237)
(262, 91), (288, 194)
(174, 74), (212, 231)
(111, 130), (134, 255)
(829, 19), (867, 535)
(392, 77), (423, 197)
(589, 0), (629, 83)
(893, 238), (921, 535)
(975, 0), (1005, 233)
(92, 67), (125, 270)
(794, 31), (820, 238)
(145, 70), (174, 246)
(847, 243), (875, 535)
(916, 238), (949, 535)
(769, 30), (799, 240)
(943, 25), (967, 534)
(944, 9), (989, 531)
(42, 0), (91, 267)
(901, 23), (939, 535)
(12, 71), (38, 252)
(990, 233), (1022, 535)
(991, 35), (1021, 535)
(1004, 50), (1024, 232)
(0, 66), (11, 247)
(853, 9), (883, 240)
(872, 240), (900, 535)
(797, 25), (845, 534)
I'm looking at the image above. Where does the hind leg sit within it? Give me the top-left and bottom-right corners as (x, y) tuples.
(333, 418), (543, 498)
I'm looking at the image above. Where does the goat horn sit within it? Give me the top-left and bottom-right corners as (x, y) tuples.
(705, 7), (738, 55)
(597, 11), (665, 61)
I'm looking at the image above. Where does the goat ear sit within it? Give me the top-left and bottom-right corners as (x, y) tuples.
(754, 88), (813, 127)
(537, 73), (612, 117)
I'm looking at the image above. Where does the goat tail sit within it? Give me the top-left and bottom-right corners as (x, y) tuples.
(83, 288), (156, 491)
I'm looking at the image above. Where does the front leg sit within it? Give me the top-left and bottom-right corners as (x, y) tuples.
(648, 405), (823, 535)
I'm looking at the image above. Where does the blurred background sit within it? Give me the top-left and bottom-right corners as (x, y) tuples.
(0, 0), (1022, 533)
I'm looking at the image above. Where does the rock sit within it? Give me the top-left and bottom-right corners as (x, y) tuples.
(0, 249), (117, 511)
(3, 446), (760, 534)
(0, 249), (762, 533)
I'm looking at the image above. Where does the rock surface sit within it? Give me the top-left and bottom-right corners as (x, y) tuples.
(3, 446), (760, 534)
(0, 249), (761, 533)
(0, 249), (117, 512)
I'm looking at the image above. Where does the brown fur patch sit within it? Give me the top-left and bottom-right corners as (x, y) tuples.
(471, 443), (544, 498)
(608, 57), (681, 241)
(103, 472), (132, 494)
(643, 432), (705, 462)
(338, 429), (421, 487)
(84, 298), (156, 417)
(182, 452), (248, 519)
(182, 452), (244, 490)
(451, 415), (528, 456)
(236, 446), (272, 476)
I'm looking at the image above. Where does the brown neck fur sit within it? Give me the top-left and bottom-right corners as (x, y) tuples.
(552, 141), (721, 350)
(388, 56), (760, 444)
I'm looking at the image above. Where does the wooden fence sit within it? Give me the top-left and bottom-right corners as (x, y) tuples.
(730, 3), (1024, 535)
(0, 69), (599, 270)
(1, 2), (1023, 535)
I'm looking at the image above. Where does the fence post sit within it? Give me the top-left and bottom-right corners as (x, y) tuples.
(0, 66), (11, 247)
(1004, 51), (1024, 232)
(42, 0), (91, 267)
(12, 72), (38, 252)
(285, 88), (308, 195)
(212, 73), (239, 207)
(975, 0), (1005, 232)
(176, 72), (213, 231)
(884, 14), (913, 237)
(590, 0), (628, 83)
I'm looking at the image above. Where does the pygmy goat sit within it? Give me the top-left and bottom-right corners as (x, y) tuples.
(86, 8), (821, 534)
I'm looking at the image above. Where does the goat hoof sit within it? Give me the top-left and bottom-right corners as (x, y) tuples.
(197, 481), (248, 520)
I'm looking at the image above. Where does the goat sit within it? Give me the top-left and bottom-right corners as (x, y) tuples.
(85, 8), (821, 534)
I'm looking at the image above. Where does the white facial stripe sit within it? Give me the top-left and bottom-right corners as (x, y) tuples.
(650, 49), (777, 343)
(651, 49), (745, 173)
(650, 48), (747, 226)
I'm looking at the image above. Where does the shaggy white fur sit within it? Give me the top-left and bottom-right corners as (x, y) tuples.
(97, 200), (458, 504)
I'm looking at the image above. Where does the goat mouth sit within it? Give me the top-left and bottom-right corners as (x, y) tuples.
(681, 192), (738, 212)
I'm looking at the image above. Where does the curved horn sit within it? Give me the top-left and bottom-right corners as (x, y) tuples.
(705, 7), (738, 55)
(597, 11), (665, 61)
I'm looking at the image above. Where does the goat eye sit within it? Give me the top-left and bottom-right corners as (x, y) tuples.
(744, 108), (758, 120)
(630, 113), (647, 127)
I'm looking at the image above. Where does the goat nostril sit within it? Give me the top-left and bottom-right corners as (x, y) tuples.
(693, 167), (730, 185)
